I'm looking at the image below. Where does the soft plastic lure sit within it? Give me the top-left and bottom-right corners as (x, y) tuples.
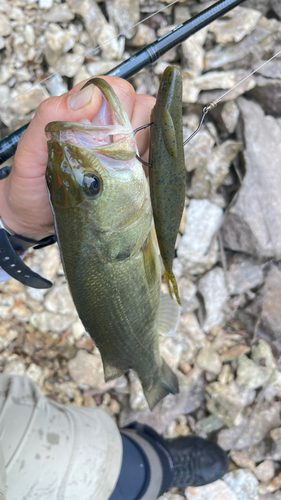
(149, 66), (185, 306)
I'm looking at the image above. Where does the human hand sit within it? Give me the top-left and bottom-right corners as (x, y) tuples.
(0, 77), (155, 241)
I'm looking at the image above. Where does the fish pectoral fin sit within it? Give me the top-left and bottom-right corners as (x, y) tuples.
(158, 291), (181, 337)
(150, 223), (160, 255)
(142, 233), (158, 287)
(144, 359), (179, 410)
(161, 108), (178, 159)
(103, 362), (124, 382)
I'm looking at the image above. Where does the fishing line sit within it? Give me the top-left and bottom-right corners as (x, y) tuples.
(0, 0), (179, 109)
(134, 47), (281, 154)
(185, 48), (281, 145)
(210, 48), (281, 106)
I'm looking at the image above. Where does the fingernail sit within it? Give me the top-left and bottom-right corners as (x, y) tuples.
(69, 84), (95, 110)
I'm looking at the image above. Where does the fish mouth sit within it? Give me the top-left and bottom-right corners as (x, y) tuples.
(45, 78), (135, 154)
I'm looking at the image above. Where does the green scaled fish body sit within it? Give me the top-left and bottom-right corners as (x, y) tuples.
(149, 66), (185, 306)
(45, 78), (179, 410)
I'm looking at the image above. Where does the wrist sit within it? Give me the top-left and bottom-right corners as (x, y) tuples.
(0, 176), (53, 241)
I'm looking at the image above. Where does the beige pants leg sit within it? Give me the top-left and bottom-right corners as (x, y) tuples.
(0, 374), (122, 500)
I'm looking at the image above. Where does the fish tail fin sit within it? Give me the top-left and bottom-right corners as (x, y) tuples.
(144, 359), (179, 410)
(164, 270), (181, 306)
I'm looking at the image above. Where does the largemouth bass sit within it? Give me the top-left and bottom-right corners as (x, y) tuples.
(45, 78), (179, 410)
(149, 66), (185, 306)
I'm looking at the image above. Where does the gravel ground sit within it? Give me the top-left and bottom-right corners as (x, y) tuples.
(1, 1), (281, 499)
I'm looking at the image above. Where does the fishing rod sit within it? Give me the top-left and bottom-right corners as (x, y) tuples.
(0, 0), (247, 165)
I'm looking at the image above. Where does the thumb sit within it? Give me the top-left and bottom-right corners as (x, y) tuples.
(14, 81), (103, 178)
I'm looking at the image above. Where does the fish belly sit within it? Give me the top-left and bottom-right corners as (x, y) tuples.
(58, 227), (178, 409)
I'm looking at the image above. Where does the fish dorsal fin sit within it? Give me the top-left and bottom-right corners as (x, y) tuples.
(161, 108), (178, 159)
(158, 291), (181, 337)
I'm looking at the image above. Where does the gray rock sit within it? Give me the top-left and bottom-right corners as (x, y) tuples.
(271, 0), (281, 18)
(188, 140), (242, 203)
(44, 283), (76, 316)
(205, 25), (277, 71)
(177, 200), (223, 276)
(177, 278), (199, 313)
(224, 469), (259, 500)
(119, 371), (205, 434)
(206, 382), (256, 428)
(0, 326), (17, 352)
(236, 340), (281, 389)
(39, 245), (61, 281)
(174, 5), (190, 24)
(98, 24), (125, 61)
(227, 255), (264, 295)
(25, 363), (44, 388)
(184, 129), (215, 173)
(221, 100), (240, 134)
(68, 349), (125, 392)
(270, 428), (281, 442)
(70, 319), (86, 341)
(198, 267), (228, 333)
(247, 439), (275, 464)
(42, 4), (75, 22)
(236, 354), (281, 390)
(208, 7), (261, 45)
(87, 60), (123, 77)
(222, 98), (281, 259)
(30, 311), (75, 333)
(69, 0), (106, 46)
(73, 66), (91, 87)
(39, 0), (53, 8)
(106, 0), (140, 39)
(8, 84), (50, 116)
(46, 74), (68, 97)
(183, 70), (255, 104)
(185, 480), (237, 500)
(196, 341), (222, 375)
(0, 12), (11, 37)
(251, 339), (276, 370)
(230, 450), (256, 471)
(260, 266), (281, 344)
(256, 58), (281, 79)
(0, 64), (13, 84)
(254, 460), (275, 482)
(195, 415), (225, 435)
(259, 493), (281, 500)
(3, 356), (26, 376)
(249, 75), (281, 117)
(159, 493), (185, 500)
(181, 27), (208, 75)
(56, 45), (85, 78)
(160, 336), (182, 370)
(44, 24), (75, 67)
(217, 402), (281, 450)
(128, 372), (148, 410)
(177, 313), (206, 363)
(129, 24), (155, 46)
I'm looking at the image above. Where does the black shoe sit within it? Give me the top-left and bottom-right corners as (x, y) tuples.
(126, 423), (229, 494)
(167, 435), (229, 489)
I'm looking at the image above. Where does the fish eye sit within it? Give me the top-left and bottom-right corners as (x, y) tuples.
(82, 173), (101, 196)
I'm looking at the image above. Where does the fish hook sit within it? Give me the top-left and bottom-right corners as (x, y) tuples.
(183, 105), (211, 146)
(134, 102), (212, 168)
(134, 122), (154, 168)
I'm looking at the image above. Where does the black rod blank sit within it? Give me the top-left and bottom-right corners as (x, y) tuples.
(106, 0), (247, 79)
(0, 0), (247, 164)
